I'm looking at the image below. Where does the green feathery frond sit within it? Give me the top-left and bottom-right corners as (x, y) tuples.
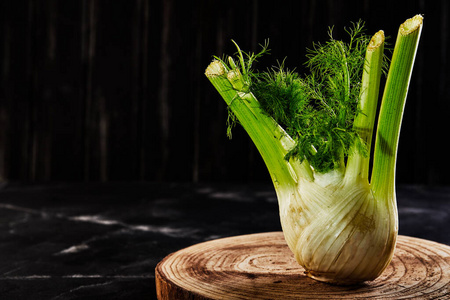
(251, 21), (375, 173)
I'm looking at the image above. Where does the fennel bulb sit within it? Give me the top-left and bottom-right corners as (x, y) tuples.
(205, 15), (423, 284)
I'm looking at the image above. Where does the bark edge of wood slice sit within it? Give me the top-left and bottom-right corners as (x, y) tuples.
(155, 232), (450, 299)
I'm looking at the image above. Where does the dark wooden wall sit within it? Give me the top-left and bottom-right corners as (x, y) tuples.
(0, 0), (449, 184)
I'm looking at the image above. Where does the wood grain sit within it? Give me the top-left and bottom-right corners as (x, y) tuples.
(155, 232), (450, 299)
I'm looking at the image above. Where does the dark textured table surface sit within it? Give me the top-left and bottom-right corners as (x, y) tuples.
(0, 182), (449, 299)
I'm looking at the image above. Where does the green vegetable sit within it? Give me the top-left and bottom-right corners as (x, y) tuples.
(205, 15), (423, 284)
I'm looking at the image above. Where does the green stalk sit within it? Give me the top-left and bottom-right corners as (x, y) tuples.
(371, 15), (423, 198)
(205, 61), (314, 188)
(345, 30), (385, 182)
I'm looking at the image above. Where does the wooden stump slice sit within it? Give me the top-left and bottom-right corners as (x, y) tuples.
(155, 232), (450, 299)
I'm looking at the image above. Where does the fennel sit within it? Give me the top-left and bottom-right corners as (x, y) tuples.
(205, 15), (423, 284)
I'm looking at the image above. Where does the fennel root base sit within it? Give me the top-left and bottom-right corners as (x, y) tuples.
(155, 232), (450, 300)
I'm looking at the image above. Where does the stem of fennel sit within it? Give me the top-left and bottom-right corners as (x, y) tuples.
(371, 15), (423, 199)
(205, 61), (314, 189)
(345, 30), (385, 182)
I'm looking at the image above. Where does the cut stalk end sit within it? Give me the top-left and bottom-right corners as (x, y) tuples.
(205, 60), (226, 77)
(400, 15), (423, 36)
(367, 30), (385, 51)
(227, 69), (246, 91)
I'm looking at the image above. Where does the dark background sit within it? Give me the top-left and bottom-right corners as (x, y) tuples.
(0, 0), (448, 185)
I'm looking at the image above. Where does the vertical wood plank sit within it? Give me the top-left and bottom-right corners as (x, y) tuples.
(131, 0), (150, 180)
(131, 0), (142, 180)
(26, 0), (37, 181)
(0, 1), (11, 181)
(191, 4), (202, 183)
(81, 0), (97, 181)
(139, 0), (150, 180)
(158, 0), (172, 180)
